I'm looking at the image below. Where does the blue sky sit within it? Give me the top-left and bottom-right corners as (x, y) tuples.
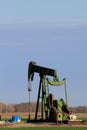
(0, 0), (87, 24)
(0, 0), (87, 107)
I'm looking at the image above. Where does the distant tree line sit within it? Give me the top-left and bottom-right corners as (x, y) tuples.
(0, 102), (87, 113)
(70, 106), (87, 113)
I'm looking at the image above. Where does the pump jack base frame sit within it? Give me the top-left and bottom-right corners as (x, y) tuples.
(27, 118), (87, 126)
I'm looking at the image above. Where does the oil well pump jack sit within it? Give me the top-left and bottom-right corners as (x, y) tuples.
(28, 61), (70, 123)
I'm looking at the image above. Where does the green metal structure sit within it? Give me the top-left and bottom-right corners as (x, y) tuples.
(28, 61), (69, 123)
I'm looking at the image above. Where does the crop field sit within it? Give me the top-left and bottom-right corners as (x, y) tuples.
(1, 112), (87, 121)
(1, 112), (87, 119)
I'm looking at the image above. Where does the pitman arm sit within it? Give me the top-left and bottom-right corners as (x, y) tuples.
(47, 77), (66, 86)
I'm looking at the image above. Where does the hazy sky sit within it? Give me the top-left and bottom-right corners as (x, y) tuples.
(0, 0), (87, 107)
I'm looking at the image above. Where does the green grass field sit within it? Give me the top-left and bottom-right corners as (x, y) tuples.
(0, 127), (87, 130)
